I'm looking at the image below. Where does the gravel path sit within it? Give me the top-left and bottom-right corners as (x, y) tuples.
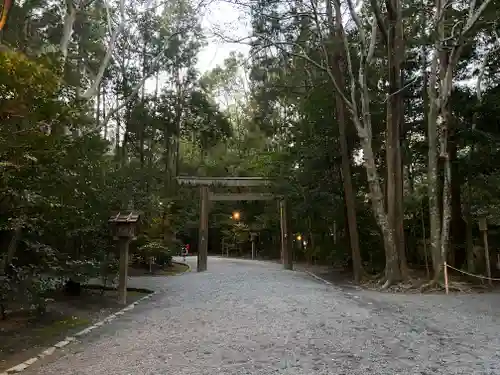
(23, 256), (500, 375)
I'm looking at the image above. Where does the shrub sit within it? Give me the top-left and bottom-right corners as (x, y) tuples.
(139, 241), (173, 267)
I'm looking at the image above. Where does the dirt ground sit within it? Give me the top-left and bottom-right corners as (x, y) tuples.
(294, 262), (500, 293)
(0, 287), (148, 372)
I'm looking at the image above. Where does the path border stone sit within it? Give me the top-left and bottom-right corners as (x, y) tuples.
(300, 270), (334, 286)
(1, 290), (157, 375)
(172, 261), (192, 273)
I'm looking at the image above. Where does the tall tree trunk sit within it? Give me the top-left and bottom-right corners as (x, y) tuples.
(326, 0), (398, 286)
(448, 118), (466, 268)
(361, 136), (398, 286)
(173, 63), (184, 182)
(435, 1), (455, 281)
(427, 0), (448, 282)
(307, 216), (315, 254)
(96, 82), (101, 128)
(465, 119), (476, 272)
(439, 111), (452, 281)
(327, 0), (363, 282)
(385, 0), (406, 281)
(1, 225), (22, 274)
(164, 126), (171, 190)
(103, 87), (107, 140)
(427, 53), (441, 280)
(121, 125), (129, 166)
(114, 95), (120, 155)
(139, 127), (145, 168)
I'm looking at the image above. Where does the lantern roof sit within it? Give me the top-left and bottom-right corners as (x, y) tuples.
(108, 211), (141, 224)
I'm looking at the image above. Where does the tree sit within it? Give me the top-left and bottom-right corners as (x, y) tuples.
(425, 0), (494, 284)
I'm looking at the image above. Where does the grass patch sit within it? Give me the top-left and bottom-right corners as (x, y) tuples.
(160, 262), (190, 275)
(128, 261), (190, 277)
(32, 316), (90, 336)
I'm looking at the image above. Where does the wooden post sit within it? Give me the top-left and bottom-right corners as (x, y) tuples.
(251, 233), (257, 260)
(109, 211), (140, 306)
(279, 199), (293, 270)
(118, 237), (130, 305)
(484, 232), (492, 286)
(198, 186), (209, 272)
(279, 200), (284, 263)
(444, 262), (449, 295)
(479, 217), (492, 285)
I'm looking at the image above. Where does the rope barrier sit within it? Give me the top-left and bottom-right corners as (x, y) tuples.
(443, 262), (500, 294)
(445, 263), (500, 282)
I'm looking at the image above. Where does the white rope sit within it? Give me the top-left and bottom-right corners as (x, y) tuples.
(445, 263), (500, 281)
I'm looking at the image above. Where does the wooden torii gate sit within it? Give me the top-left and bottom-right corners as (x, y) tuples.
(176, 176), (293, 272)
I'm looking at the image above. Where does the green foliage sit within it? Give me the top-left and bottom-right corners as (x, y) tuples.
(1, 0), (499, 314)
(138, 241), (174, 267)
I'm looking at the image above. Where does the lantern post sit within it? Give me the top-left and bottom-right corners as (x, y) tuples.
(109, 211), (140, 305)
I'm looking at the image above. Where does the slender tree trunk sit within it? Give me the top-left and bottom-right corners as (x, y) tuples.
(427, 0), (445, 280)
(427, 77), (441, 279)
(360, 136), (398, 286)
(465, 119), (476, 272)
(406, 163), (414, 194)
(60, 0), (76, 65)
(114, 95), (120, 155)
(2, 225), (22, 274)
(434, 0), (454, 281)
(448, 119), (466, 268)
(439, 108), (452, 279)
(121, 126), (129, 166)
(327, 0), (398, 286)
(96, 82), (101, 128)
(334, 66), (363, 281)
(385, 0), (406, 281)
(307, 216), (315, 253)
(103, 87), (107, 140)
(328, 0), (363, 282)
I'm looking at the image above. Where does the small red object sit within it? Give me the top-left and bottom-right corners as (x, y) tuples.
(186, 244), (190, 252)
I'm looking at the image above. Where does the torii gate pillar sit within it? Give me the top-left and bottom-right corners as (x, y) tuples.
(198, 186), (209, 272)
(280, 199), (293, 270)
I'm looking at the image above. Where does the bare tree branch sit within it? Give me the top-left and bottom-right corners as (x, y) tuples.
(369, 0), (388, 44)
(95, 29), (191, 131)
(60, 0), (76, 64)
(81, 0), (125, 99)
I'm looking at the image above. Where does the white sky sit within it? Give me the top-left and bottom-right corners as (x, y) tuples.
(195, 0), (252, 73)
(143, 0), (251, 94)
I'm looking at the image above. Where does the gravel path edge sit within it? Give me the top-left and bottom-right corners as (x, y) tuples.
(172, 260), (191, 273)
(1, 289), (157, 375)
(300, 269), (334, 286)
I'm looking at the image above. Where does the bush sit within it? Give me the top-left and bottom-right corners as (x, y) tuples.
(138, 241), (173, 267)
(99, 254), (119, 288)
(0, 264), (64, 318)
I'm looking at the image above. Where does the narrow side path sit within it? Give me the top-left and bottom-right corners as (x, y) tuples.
(22, 257), (500, 375)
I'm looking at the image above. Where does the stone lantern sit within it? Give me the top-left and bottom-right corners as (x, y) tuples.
(108, 211), (140, 304)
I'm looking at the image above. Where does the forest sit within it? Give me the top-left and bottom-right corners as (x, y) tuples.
(1, 0), (500, 320)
